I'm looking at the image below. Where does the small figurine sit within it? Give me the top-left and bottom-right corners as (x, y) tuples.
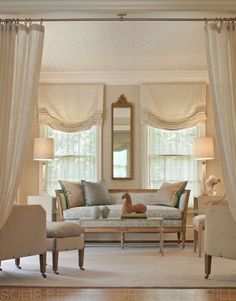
(122, 192), (147, 213)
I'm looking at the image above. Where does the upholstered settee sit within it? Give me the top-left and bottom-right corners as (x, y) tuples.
(55, 188), (190, 247)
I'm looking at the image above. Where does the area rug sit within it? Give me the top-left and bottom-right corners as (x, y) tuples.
(1, 243), (236, 288)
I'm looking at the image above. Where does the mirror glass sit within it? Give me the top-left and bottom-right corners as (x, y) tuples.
(112, 95), (133, 179)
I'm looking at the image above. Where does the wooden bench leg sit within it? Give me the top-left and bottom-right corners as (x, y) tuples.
(39, 252), (47, 278)
(15, 258), (21, 269)
(160, 223), (164, 256)
(193, 229), (198, 253)
(205, 254), (212, 279)
(79, 248), (85, 270)
(120, 232), (125, 249)
(182, 231), (186, 249)
(177, 232), (181, 244)
(198, 224), (204, 257)
(52, 251), (59, 274)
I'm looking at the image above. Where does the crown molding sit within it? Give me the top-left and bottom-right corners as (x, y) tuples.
(1, 0), (236, 14)
(39, 71), (209, 85)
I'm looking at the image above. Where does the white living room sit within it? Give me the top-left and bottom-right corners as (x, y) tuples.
(1, 1), (236, 301)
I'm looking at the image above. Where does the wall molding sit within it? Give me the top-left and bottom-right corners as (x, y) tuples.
(1, 1), (236, 14)
(40, 71), (209, 85)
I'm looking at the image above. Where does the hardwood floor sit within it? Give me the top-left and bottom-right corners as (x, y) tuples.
(0, 288), (236, 301)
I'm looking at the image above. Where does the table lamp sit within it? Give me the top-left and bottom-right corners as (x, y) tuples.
(33, 137), (54, 195)
(194, 137), (214, 195)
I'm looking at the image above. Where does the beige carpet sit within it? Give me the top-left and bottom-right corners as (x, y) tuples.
(0, 243), (236, 288)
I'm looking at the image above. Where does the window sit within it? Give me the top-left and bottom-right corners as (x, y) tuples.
(146, 125), (202, 205)
(45, 125), (99, 196)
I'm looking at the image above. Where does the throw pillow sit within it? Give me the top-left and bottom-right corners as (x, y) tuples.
(58, 180), (85, 208)
(174, 181), (188, 208)
(57, 191), (68, 211)
(152, 181), (188, 207)
(81, 180), (111, 206)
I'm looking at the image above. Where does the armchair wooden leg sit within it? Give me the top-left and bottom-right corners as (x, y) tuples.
(52, 251), (59, 274)
(204, 254), (212, 279)
(193, 230), (197, 253)
(177, 232), (181, 244)
(39, 253), (47, 278)
(79, 248), (85, 270)
(15, 258), (21, 269)
(198, 224), (204, 257)
(182, 231), (186, 249)
(0, 260), (2, 271)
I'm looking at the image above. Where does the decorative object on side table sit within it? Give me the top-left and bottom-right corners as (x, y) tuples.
(122, 192), (147, 214)
(205, 175), (220, 196)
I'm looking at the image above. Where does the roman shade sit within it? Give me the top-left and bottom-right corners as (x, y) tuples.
(141, 83), (206, 130)
(38, 84), (104, 132)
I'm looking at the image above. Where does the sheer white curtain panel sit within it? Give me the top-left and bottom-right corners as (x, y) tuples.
(205, 22), (236, 221)
(0, 23), (44, 230)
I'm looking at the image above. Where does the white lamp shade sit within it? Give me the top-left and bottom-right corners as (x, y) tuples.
(194, 137), (214, 160)
(33, 138), (54, 161)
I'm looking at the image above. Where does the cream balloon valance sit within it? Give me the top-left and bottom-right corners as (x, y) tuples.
(38, 84), (104, 132)
(141, 83), (206, 130)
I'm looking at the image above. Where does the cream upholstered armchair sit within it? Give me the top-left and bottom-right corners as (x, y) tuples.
(0, 205), (47, 277)
(205, 201), (236, 279)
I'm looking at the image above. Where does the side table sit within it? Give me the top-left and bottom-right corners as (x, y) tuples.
(27, 195), (55, 222)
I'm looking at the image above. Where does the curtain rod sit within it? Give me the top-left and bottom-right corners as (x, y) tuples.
(1, 16), (236, 23)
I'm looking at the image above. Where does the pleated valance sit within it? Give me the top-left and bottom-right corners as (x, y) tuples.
(38, 84), (104, 132)
(141, 83), (206, 130)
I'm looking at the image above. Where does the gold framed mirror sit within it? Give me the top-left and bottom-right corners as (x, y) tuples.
(112, 95), (133, 180)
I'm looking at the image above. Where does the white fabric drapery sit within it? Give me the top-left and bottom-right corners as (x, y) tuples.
(0, 23), (44, 230)
(205, 22), (236, 221)
(38, 84), (104, 132)
(141, 83), (206, 130)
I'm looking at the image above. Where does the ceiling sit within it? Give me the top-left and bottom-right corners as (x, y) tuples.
(42, 20), (206, 72)
(1, 1), (236, 74)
